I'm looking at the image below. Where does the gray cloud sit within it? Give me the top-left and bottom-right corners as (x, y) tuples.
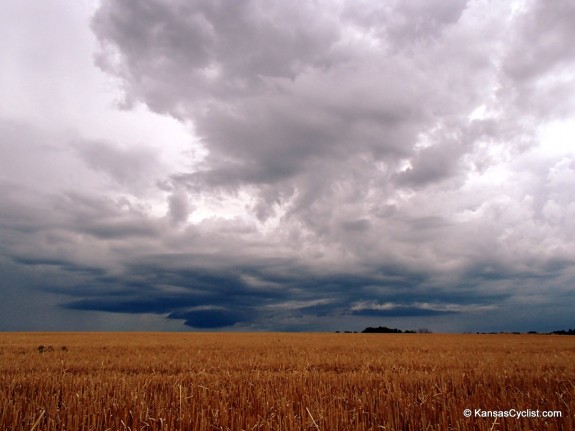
(1, 0), (575, 332)
(74, 139), (163, 191)
(352, 307), (456, 318)
(167, 189), (191, 225)
(93, 0), (445, 194)
(504, 0), (575, 84)
(343, 0), (469, 49)
(502, 0), (575, 119)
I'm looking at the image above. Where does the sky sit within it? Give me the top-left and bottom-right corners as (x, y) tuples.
(1, 0), (574, 332)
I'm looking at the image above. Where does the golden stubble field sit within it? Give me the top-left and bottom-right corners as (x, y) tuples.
(0, 332), (573, 430)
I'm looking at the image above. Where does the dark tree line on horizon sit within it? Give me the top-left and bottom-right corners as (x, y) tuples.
(347, 326), (575, 335)
(361, 326), (417, 334)
(552, 328), (575, 335)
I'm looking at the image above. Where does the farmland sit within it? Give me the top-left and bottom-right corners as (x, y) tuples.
(0, 333), (573, 430)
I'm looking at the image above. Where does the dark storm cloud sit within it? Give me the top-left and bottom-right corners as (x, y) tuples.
(3, 197), (570, 329)
(48, 249), (513, 329)
(167, 309), (249, 329)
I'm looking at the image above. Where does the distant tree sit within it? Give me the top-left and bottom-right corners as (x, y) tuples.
(361, 326), (403, 334)
(552, 328), (575, 335)
(418, 328), (432, 334)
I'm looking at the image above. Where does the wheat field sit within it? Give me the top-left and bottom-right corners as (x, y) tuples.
(0, 332), (573, 430)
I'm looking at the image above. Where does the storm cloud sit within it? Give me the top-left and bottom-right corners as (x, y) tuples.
(1, 0), (575, 332)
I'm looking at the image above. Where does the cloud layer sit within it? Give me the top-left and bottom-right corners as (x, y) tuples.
(1, 0), (575, 331)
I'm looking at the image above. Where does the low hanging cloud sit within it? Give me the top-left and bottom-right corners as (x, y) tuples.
(1, 0), (575, 331)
